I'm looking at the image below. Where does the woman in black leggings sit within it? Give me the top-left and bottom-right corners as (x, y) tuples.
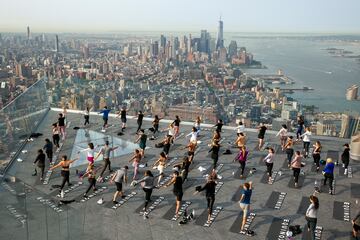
(133, 170), (154, 219)
(82, 164), (97, 197)
(209, 131), (221, 169)
(52, 123), (60, 149)
(312, 141), (322, 172)
(50, 155), (79, 198)
(195, 175), (217, 223)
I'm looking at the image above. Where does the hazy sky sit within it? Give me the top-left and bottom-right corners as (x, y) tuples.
(0, 0), (359, 33)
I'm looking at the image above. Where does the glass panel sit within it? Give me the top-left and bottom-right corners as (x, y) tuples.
(0, 78), (49, 174)
(70, 129), (138, 168)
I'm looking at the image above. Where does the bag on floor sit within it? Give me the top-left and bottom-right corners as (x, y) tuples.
(320, 159), (326, 165)
(289, 225), (302, 235)
(246, 230), (255, 236)
(223, 149), (232, 155)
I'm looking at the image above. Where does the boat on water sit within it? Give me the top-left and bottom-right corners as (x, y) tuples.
(325, 71), (332, 74)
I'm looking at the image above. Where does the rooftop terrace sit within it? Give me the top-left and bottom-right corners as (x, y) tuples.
(0, 110), (359, 240)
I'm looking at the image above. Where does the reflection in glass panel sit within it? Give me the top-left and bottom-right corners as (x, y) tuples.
(69, 129), (139, 168)
(0, 78), (49, 173)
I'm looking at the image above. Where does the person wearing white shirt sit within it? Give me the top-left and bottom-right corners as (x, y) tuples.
(301, 127), (312, 158)
(263, 147), (275, 183)
(276, 124), (288, 148)
(236, 121), (245, 136)
(186, 127), (198, 143)
(305, 195), (319, 240)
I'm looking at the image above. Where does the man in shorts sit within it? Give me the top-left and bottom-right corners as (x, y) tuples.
(110, 166), (128, 204)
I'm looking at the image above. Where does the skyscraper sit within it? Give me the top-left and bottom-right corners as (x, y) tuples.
(216, 17), (224, 50)
(27, 26), (30, 40)
(160, 35), (166, 48)
(55, 35), (59, 52)
(188, 34), (192, 53)
(340, 113), (360, 138)
(200, 30), (211, 54)
(228, 40), (238, 58)
(151, 41), (159, 56)
(346, 85), (358, 100)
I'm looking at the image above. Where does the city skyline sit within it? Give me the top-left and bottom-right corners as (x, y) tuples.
(1, 0), (360, 33)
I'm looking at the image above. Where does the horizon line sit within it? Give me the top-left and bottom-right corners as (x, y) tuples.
(1, 29), (360, 35)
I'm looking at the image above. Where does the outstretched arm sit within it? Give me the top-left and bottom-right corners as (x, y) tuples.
(69, 157), (79, 164)
(164, 176), (176, 187)
(50, 162), (62, 171)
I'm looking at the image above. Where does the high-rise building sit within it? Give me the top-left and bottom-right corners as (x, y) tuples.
(27, 26), (30, 40)
(55, 35), (59, 52)
(174, 37), (179, 51)
(83, 45), (89, 59)
(188, 34), (192, 53)
(346, 85), (358, 100)
(151, 41), (159, 56)
(340, 113), (360, 138)
(228, 40), (238, 58)
(216, 17), (224, 50)
(180, 35), (188, 53)
(200, 30), (210, 53)
(160, 35), (166, 48)
(250, 105), (262, 120)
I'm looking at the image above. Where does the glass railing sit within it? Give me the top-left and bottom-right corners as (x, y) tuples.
(0, 78), (50, 174)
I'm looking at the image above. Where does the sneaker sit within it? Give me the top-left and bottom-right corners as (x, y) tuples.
(121, 195), (126, 199)
(83, 193), (88, 198)
(40, 178), (43, 181)
(342, 163), (345, 168)
(329, 190), (333, 195)
(143, 213), (149, 220)
(113, 200), (119, 204)
(93, 188), (98, 192)
(60, 190), (65, 198)
(344, 169), (348, 175)
(294, 183), (298, 188)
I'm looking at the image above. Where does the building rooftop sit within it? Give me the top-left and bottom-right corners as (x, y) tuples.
(0, 109), (359, 240)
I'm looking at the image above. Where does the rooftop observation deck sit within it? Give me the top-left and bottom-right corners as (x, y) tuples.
(0, 109), (359, 240)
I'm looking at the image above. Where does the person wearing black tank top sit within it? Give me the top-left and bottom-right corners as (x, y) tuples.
(58, 113), (66, 140)
(50, 155), (79, 198)
(165, 171), (183, 218)
(195, 175), (217, 223)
